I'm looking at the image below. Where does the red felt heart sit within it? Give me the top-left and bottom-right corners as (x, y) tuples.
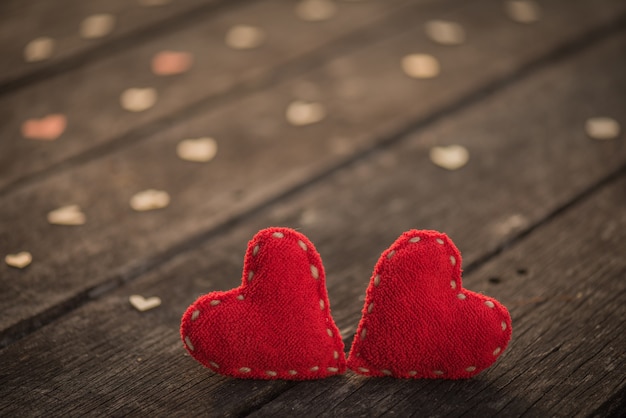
(181, 227), (346, 379)
(347, 230), (512, 379)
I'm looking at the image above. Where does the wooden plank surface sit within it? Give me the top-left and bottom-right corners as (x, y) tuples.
(0, 0), (413, 193)
(251, 176), (626, 417)
(1, 22), (624, 416)
(0, 0), (231, 89)
(2, 0), (625, 345)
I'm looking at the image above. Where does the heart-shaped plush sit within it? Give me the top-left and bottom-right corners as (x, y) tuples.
(181, 227), (346, 379)
(347, 230), (512, 379)
(21, 114), (67, 141)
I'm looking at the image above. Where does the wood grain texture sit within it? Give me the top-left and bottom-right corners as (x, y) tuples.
(1, 24), (625, 417)
(0, 0), (240, 89)
(2, 0), (624, 344)
(0, 0), (413, 192)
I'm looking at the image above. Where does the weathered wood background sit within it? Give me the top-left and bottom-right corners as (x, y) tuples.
(1, 0), (625, 416)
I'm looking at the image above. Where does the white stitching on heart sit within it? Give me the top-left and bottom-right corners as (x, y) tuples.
(361, 327), (367, 339)
(310, 366), (319, 372)
(358, 367), (370, 373)
(209, 361), (219, 369)
(451, 280), (457, 289)
(311, 264), (319, 279)
(465, 366), (476, 372)
(333, 351), (339, 359)
(457, 293), (466, 300)
(367, 303), (373, 314)
(387, 250), (395, 259)
(374, 275), (380, 286)
(501, 321), (507, 331)
(298, 240), (307, 251)
(327, 367), (339, 373)
(253, 245), (259, 256)
(266, 370), (277, 376)
(319, 299), (325, 309)
(210, 300), (221, 306)
(239, 367), (251, 373)
(409, 237), (420, 243)
(185, 336), (194, 351)
(248, 271), (254, 282)
(493, 347), (501, 356)
(237, 294), (245, 300)
(409, 371), (417, 376)
(191, 310), (200, 320)
(436, 238), (444, 244)
(327, 328), (333, 337)
(434, 370), (444, 375)
(450, 255), (456, 266)
(288, 370), (298, 375)
(381, 369), (392, 375)
(485, 300), (495, 308)
(272, 232), (284, 238)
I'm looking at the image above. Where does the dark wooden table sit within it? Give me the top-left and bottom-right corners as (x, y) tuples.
(1, 0), (625, 416)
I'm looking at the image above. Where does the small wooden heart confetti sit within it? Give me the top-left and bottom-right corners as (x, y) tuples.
(225, 25), (265, 50)
(21, 114), (67, 141)
(177, 137), (218, 162)
(151, 50), (193, 76)
(80, 14), (116, 39)
(130, 189), (170, 211)
(505, 0), (541, 24)
(5, 252), (33, 269)
(585, 117), (620, 140)
(425, 20), (466, 45)
(129, 295), (162, 311)
(401, 54), (440, 79)
(295, 0), (337, 22)
(286, 100), (326, 126)
(24, 37), (55, 62)
(429, 145), (469, 170)
(120, 88), (157, 112)
(47, 205), (86, 226)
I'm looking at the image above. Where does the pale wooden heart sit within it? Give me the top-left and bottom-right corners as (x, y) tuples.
(21, 114), (67, 141)
(5, 252), (33, 269)
(120, 88), (157, 112)
(505, 0), (541, 24)
(225, 25), (265, 50)
(129, 295), (162, 312)
(47, 205), (86, 225)
(425, 20), (466, 45)
(585, 117), (620, 140)
(151, 51), (193, 76)
(24, 37), (55, 62)
(295, 0), (337, 22)
(402, 54), (440, 79)
(429, 145), (469, 170)
(80, 14), (116, 39)
(286, 100), (326, 126)
(130, 189), (170, 211)
(176, 138), (218, 162)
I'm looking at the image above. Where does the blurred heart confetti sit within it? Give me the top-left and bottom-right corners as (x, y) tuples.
(80, 14), (116, 39)
(425, 20), (466, 45)
(429, 145), (470, 170)
(225, 25), (266, 50)
(47, 205), (87, 226)
(130, 189), (170, 211)
(120, 88), (157, 112)
(295, 0), (337, 22)
(152, 50), (193, 75)
(177, 138), (218, 162)
(24, 37), (55, 62)
(21, 114), (67, 140)
(286, 101), (326, 126)
(401, 54), (440, 79)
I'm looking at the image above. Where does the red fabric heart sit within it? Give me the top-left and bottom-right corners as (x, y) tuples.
(347, 230), (512, 379)
(181, 227), (346, 380)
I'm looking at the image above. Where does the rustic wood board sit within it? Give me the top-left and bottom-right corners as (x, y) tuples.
(0, 0), (414, 192)
(251, 176), (626, 416)
(0, 0), (233, 89)
(2, 0), (625, 344)
(1, 28), (624, 416)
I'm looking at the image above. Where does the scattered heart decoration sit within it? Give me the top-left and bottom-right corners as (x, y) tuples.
(286, 100), (326, 126)
(130, 189), (170, 211)
(21, 114), (67, 141)
(120, 88), (157, 112)
(152, 51), (194, 76)
(347, 230), (512, 379)
(130, 295), (162, 312)
(47, 205), (86, 226)
(176, 137), (217, 162)
(5, 252), (33, 269)
(180, 227), (346, 380)
(429, 145), (469, 170)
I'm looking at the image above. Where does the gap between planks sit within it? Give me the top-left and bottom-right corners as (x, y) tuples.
(2, 12), (626, 350)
